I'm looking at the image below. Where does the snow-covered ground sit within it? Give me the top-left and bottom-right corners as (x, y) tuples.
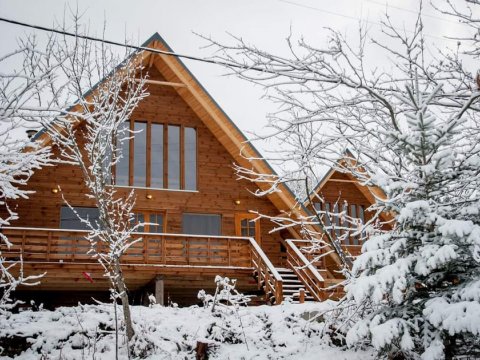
(0, 301), (373, 359)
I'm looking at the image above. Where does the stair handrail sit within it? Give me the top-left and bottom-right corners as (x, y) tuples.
(285, 239), (325, 301)
(248, 237), (284, 304)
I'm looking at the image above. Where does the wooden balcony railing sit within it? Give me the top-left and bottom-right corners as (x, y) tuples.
(1, 227), (285, 303)
(249, 238), (283, 304)
(1, 227), (253, 268)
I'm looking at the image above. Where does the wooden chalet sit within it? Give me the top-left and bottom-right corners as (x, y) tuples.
(304, 160), (392, 269)
(2, 33), (350, 307)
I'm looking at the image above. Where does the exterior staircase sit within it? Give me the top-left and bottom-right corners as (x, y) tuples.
(276, 267), (315, 303)
(250, 236), (344, 305)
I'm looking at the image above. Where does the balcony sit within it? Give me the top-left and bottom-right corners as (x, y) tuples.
(2, 227), (256, 268)
(1, 227), (285, 303)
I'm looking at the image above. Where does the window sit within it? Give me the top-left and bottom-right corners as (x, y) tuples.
(133, 122), (147, 187)
(151, 124), (164, 188)
(148, 213), (164, 233)
(168, 125), (180, 189)
(60, 206), (100, 230)
(182, 213), (221, 236)
(184, 127), (197, 190)
(235, 213), (260, 241)
(240, 219), (256, 237)
(115, 120), (197, 190)
(115, 122), (130, 186)
(317, 201), (367, 246)
(130, 211), (164, 233)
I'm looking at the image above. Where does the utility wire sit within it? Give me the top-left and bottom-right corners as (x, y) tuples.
(0, 16), (257, 71)
(278, 0), (461, 42)
(363, 0), (462, 25)
(0, 11), (461, 78)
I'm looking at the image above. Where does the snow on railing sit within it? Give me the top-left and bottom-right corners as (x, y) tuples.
(248, 237), (284, 304)
(2, 227), (287, 304)
(1, 227), (253, 268)
(285, 239), (326, 301)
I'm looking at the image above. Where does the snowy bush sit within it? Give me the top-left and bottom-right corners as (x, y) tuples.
(198, 275), (252, 312)
(0, 302), (371, 359)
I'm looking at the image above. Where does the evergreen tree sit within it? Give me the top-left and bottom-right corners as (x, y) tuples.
(345, 81), (480, 359)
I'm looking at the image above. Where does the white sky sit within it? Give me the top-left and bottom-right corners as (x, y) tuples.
(0, 0), (474, 150)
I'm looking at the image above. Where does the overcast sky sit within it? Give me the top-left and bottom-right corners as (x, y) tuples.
(0, 0), (474, 149)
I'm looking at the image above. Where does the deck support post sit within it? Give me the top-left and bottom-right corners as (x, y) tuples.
(299, 288), (305, 304)
(154, 275), (165, 306)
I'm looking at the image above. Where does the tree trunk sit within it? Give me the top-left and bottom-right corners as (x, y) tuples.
(113, 259), (135, 341)
(196, 341), (209, 360)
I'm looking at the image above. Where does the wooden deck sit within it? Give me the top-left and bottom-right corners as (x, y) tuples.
(2, 227), (253, 268)
(1, 227), (349, 304)
(1, 227), (285, 304)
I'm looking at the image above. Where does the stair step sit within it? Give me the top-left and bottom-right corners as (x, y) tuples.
(279, 273), (298, 278)
(276, 269), (295, 274)
(283, 289), (311, 295)
(288, 301), (316, 304)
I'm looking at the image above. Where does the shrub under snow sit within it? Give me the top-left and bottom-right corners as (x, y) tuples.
(0, 303), (373, 359)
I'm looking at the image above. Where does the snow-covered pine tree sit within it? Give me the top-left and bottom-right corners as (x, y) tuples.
(344, 79), (480, 359)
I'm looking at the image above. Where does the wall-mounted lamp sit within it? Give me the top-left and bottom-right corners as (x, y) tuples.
(51, 188), (59, 194)
(234, 199), (241, 205)
(146, 194), (153, 200)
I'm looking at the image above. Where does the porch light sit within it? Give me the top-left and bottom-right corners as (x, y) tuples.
(234, 199), (241, 205)
(51, 188), (59, 194)
(146, 194), (153, 200)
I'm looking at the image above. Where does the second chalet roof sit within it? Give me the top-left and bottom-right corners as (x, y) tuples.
(33, 32), (303, 218)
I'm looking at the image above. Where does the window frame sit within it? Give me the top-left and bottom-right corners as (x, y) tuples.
(318, 201), (368, 248)
(130, 210), (167, 233)
(59, 206), (100, 231)
(114, 119), (198, 191)
(182, 213), (222, 236)
(234, 213), (261, 243)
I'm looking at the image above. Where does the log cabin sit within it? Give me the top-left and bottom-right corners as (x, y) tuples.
(303, 158), (393, 277)
(1, 33), (361, 307)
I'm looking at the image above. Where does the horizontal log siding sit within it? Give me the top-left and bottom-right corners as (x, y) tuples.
(5, 66), (285, 266)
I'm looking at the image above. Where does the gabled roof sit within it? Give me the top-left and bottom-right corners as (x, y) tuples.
(33, 33), (306, 225)
(305, 151), (393, 222)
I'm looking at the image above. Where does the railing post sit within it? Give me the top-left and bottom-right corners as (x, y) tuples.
(161, 235), (166, 264)
(208, 237), (211, 265)
(144, 234), (148, 264)
(47, 231), (52, 262)
(21, 230), (26, 258)
(227, 238), (231, 266)
(275, 280), (283, 305)
(299, 288), (305, 304)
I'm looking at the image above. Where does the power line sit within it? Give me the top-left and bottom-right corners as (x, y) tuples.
(278, 0), (460, 42)
(0, 12), (460, 80)
(0, 16), (254, 71)
(363, 0), (462, 25)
